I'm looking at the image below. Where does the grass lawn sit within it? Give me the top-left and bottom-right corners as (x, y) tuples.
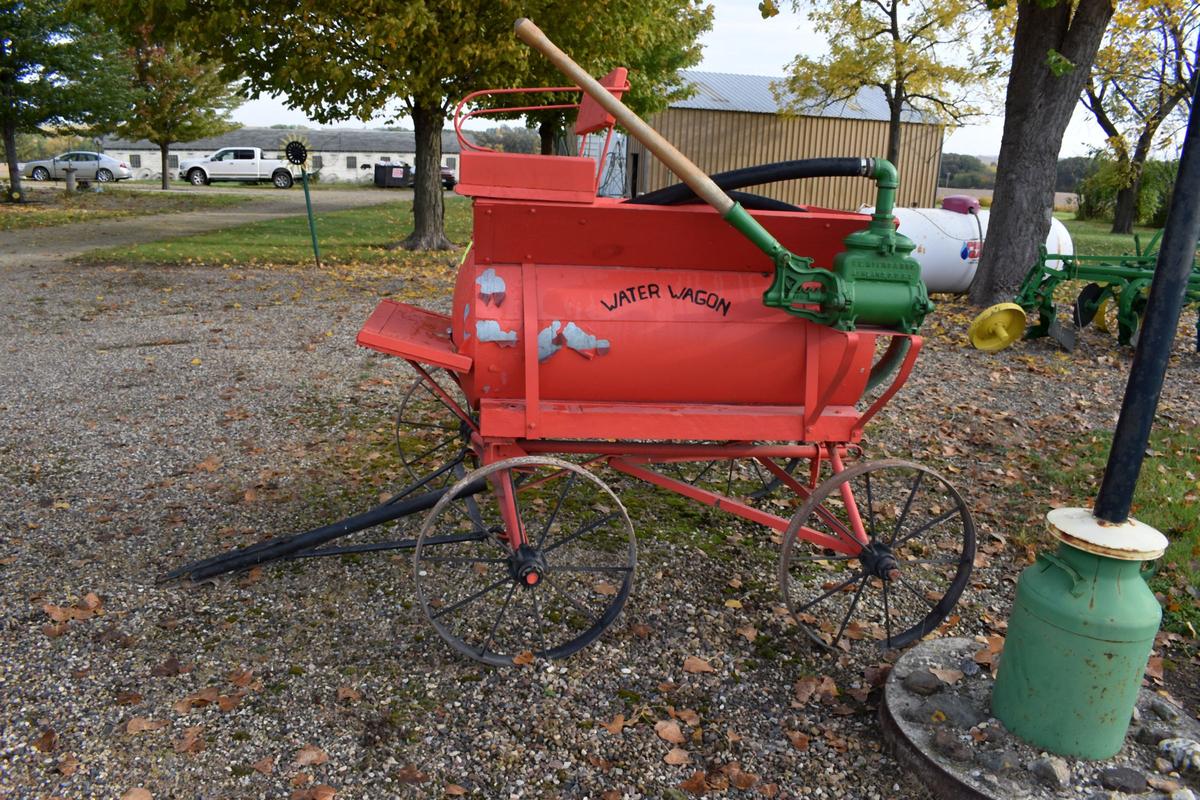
(1057, 214), (1170, 258)
(80, 198), (473, 273)
(0, 184), (251, 232)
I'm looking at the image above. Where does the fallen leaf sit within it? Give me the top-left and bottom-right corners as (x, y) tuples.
(237, 565), (263, 586)
(291, 786), (336, 800)
(594, 581), (617, 595)
(683, 656), (714, 674)
(42, 621), (70, 637)
(396, 765), (428, 783)
(727, 578), (743, 588)
(930, 667), (964, 685)
(251, 755), (275, 775)
(173, 686), (220, 714)
(664, 747), (690, 765)
(195, 455), (222, 473)
(759, 783), (780, 798)
(150, 656), (188, 677)
(735, 625), (758, 642)
(291, 773), (312, 788)
(786, 730), (810, 750)
(793, 676), (819, 705)
(674, 708), (700, 727)
(293, 744), (329, 767)
(1146, 656), (1164, 683)
(601, 791), (620, 800)
(126, 717), (168, 734)
(173, 726), (205, 754)
(114, 690), (143, 706)
(655, 720), (686, 744)
(444, 785), (467, 796)
(679, 770), (708, 795)
(728, 765), (757, 790)
(121, 789), (152, 800)
(658, 682), (678, 693)
(80, 592), (103, 611)
(227, 669), (254, 687)
(33, 728), (57, 752)
(600, 713), (625, 735)
(723, 599), (742, 609)
(58, 754), (80, 776)
(336, 686), (362, 703)
(511, 650), (534, 666)
(630, 622), (652, 638)
(217, 693), (243, 712)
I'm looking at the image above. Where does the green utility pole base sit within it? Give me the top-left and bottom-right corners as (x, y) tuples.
(301, 168), (322, 268)
(991, 508), (1168, 760)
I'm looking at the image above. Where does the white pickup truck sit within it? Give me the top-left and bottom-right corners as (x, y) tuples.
(178, 147), (295, 188)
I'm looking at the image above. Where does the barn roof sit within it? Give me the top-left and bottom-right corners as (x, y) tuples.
(672, 70), (932, 124)
(101, 127), (462, 153)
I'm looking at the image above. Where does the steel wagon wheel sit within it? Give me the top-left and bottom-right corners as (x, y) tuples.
(394, 370), (474, 487)
(413, 456), (637, 666)
(779, 459), (975, 652)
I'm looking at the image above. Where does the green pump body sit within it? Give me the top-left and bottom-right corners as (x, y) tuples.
(991, 542), (1162, 759)
(723, 158), (933, 334)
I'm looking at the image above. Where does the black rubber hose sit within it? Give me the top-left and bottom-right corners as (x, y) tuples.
(163, 478), (487, 581)
(627, 157), (871, 206)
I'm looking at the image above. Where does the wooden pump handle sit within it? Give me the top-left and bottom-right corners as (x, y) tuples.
(514, 17), (734, 216)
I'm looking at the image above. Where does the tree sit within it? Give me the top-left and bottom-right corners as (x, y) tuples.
(0, 0), (133, 201)
(1081, 0), (1197, 233)
(1056, 154), (1096, 193)
(969, 0), (1117, 306)
(762, 0), (1001, 170)
(115, 30), (242, 190)
(465, 126), (540, 153)
(98, 0), (712, 250)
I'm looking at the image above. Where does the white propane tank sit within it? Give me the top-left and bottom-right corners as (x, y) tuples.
(859, 196), (1074, 293)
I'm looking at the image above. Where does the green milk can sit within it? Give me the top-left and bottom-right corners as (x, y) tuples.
(991, 510), (1164, 760)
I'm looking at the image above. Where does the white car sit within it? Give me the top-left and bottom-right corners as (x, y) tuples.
(23, 152), (133, 182)
(177, 147), (295, 188)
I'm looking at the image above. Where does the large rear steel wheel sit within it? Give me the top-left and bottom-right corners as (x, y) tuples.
(413, 457), (637, 666)
(779, 459), (975, 653)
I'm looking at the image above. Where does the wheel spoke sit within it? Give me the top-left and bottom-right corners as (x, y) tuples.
(832, 575), (868, 650)
(410, 434), (459, 466)
(429, 576), (508, 620)
(896, 573), (937, 610)
(535, 472), (578, 550)
(478, 583), (518, 658)
(530, 591), (548, 652)
(544, 564), (632, 574)
(893, 507), (960, 548)
(419, 556), (506, 566)
(543, 575), (595, 618)
(793, 570), (864, 615)
(864, 471), (876, 541)
(889, 471), (925, 544)
(544, 511), (620, 554)
(882, 579), (893, 645)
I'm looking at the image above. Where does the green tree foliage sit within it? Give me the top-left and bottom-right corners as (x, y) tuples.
(762, 0), (1002, 171)
(969, 0), (1116, 306)
(1081, 0), (1197, 234)
(465, 126), (541, 154)
(102, 1), (710, 250)
(0, 0), (134, 201)
(1055, 155), (1095, 193)
(114, 29), (242, 190)
(940, 153), (995, 188)
(1077, 151), (1179, 225)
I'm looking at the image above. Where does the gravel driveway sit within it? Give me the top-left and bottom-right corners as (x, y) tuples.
(1, 231), (1196, 798)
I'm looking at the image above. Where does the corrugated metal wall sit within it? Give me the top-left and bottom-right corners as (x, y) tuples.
(629, 109), (943, 210)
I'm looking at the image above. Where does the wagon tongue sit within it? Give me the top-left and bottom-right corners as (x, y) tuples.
(514, 17), (934, 335)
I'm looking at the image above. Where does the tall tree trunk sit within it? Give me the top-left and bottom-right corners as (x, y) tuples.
(969, 0), (1114, 306)
(886, 102), (903, 170)
(1111, 128), (1156, 234)
(402, 101), (452, 251)
(539, 120), (556, 155)
(160, 142), (171, 191)
(3, 119), (22, 202)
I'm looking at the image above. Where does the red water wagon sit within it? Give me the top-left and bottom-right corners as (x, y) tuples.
(174, 25), (975, 666)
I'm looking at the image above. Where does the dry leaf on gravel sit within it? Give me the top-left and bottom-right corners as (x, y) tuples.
(786, 730), (810, 750)
(42, 621), (69, 637)
(726, 764), (758, 790)
(121, 789), (152, 800)
(723, 599), (742, 608)
(57, 754), (79, 776)
(173, 687), (219, 714)
(511, 650), (534, 666)
(673, 708), (700, 726)
(630, 622), (652, 638)
(251, 756), (275, 775)
(114, 690), (143, 706)
(217, 693), (243, 712)
(793, 676), (819, 705)
(293, 744), (329, 767)
(735, 625), (757, 641)
(655, 720), (685, 744)
(126, 717), (168, 734)
(679, 770), (708, 795)
(227, 669), (254, 687)
(150, 656), (188, 677)
(291, 786), (336, 800)
(444, 785), (467, 796)
(594, 581), (617, 595)
(290, 773), (312, 788)
(336, 686), (362, 703)
(664, 748), (690, 765)
(173, 726), (205, 754)
(396, 765), (428, 783)
(195, 455), (221, 473)
(600, 713), (625, 735)
(682, 656), (714, 674)
(33, 728), (57, 752)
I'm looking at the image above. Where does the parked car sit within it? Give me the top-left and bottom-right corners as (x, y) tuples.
(177, 147), (295, 188)
(22, 152), (132, 183)
(374, 162), (457, 189)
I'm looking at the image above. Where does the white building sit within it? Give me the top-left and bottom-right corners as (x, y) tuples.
(100, 127), (462, 184)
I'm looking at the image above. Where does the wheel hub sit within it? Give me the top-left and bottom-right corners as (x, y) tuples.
(859, 541), (900, 581)
(509, 544), (546, 587)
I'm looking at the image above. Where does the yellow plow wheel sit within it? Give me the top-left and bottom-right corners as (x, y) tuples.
(968, 303), (1027, 352)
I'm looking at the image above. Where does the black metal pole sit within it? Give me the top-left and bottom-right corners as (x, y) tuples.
(1094, 38), (1200, 523)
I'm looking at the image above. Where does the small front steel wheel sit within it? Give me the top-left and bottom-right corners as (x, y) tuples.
(414, 456), (636, 666)
(779, 459), (975, 653)
(394, 371), (474, 487)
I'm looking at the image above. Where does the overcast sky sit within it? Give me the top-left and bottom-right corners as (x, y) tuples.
(230, 0), (1110, 158)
